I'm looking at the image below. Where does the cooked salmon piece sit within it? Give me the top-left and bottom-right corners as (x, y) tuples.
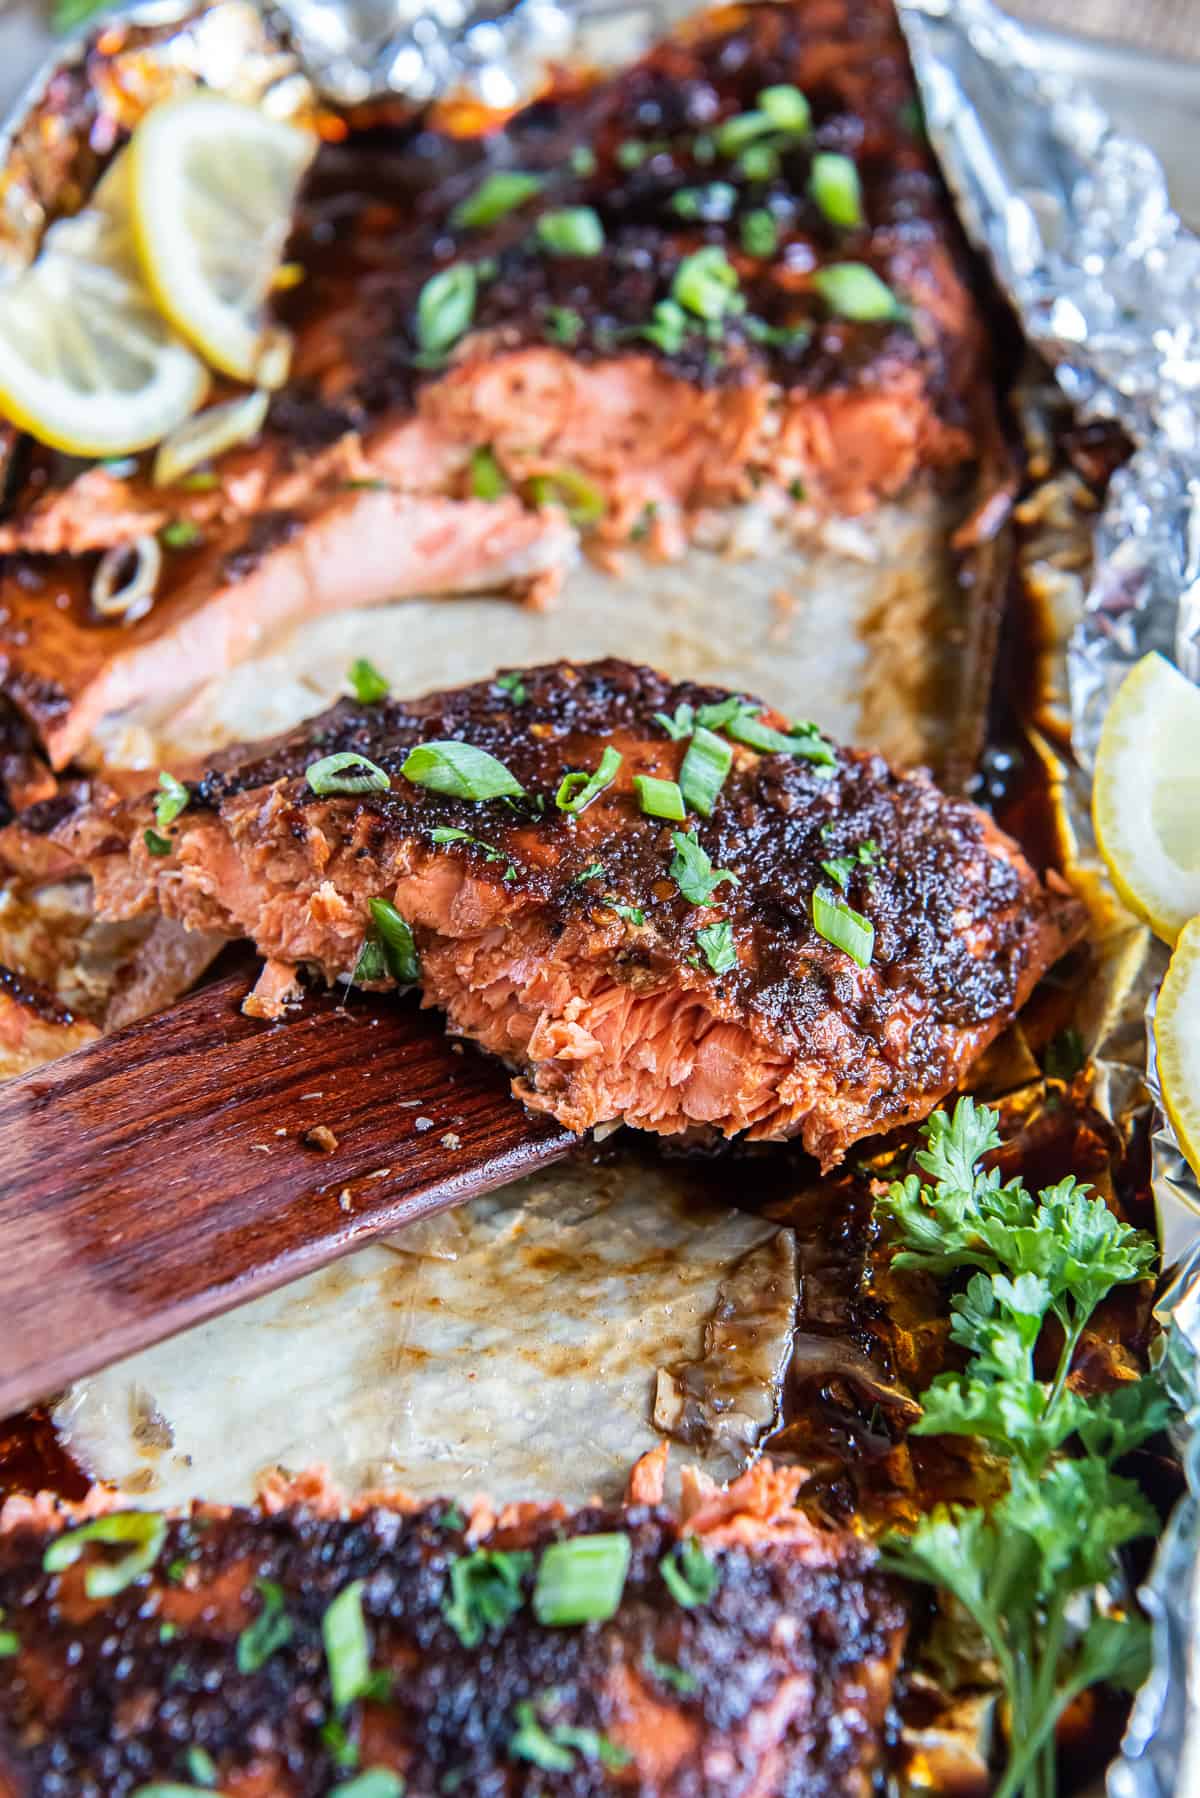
(65, 659), (1084, 1166)
(0, 0), (996, 766)
(0, 1454), (904, 1796)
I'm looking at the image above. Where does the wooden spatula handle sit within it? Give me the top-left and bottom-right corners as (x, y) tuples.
(0, 963), (572, 1416)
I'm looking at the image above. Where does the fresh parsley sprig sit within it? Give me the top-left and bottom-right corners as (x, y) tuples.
(876, 1098), (1163, 1798)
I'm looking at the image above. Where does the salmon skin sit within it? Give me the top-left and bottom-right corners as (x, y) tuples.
(0, 1456), (904, 1797)
(66, 658), (1084, 1167)
(0, 0), (995, 767)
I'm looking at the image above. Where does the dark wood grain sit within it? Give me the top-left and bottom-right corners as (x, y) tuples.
(0, 961), (573, 1416)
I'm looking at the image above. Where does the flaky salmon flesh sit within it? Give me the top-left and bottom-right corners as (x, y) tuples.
(0, 0), (995, 766)
(62, 659), (1084, 1167)
(0, 1451), (904, 1798)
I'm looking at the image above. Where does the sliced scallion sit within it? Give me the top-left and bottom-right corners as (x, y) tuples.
(634, 775), (686, 821)
(556, 745), (621, 815)
(306, 751), (391, 797)
(0, 1630), (17, 1657)
(469, 445), (508, 500)
(654, 703), (696, 741)
(812, 885), (874, 968)
(694, 919), (737, 976)
(328, 1773), (405, 1798)
(737, 141), (780, 182)
(570, 144), (597, 177)
(740, 208), (778, 258)
(545, 305), (584, 346)
(713, 110), (773, 158)
(452, 169), (543, 230)
(416, 263), (477, 357)
(320, 1718), (358, 1771)
(443, 1547), (531, 1647)
(323, 1580), (371, 1711)
(726, 709), (836, 767)
(401, 741), (524, 801)
(155, 771), (190, 829)
(678, 725), (732, 817)
(670, 182), (736, 221)
(527, 466), (605, 529)
(509, 1703), (576, 1772)
(669, 831), (738, 906)
(536, 207), (604, 257)
(638, 298), (689, 355)
(347, 658), (389, 705)
(532, 1532), (631, 1625)
(368, 898), (420, 984)
(758, 84), (811, 133)
(672, 246), (742, 322)
(659, 1535), (721, 1607)
(144, 828), (173, 857)
(184, 1746), (218, 1788)
(494, 671), (527, 704)
(128, 1786), (222, 1797)
(43, 1510), (166, 1599)
(236, 1579), (293, 1674)
(644, 1651), (699, 1695)
(813, 262), (903, 322)
(809, 152), (863, 229)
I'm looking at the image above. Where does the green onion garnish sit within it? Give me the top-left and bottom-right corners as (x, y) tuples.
(509, 1702), (630, 1772)
(494, 671), (527, 704)
(443, 1547), (532, 1647)
(180, 470), (219, 492)
(545, 305), (584, 346)
(758, 84), (811, 132)
(323, 1580), (371, 1710)
(184, 1746), (218, 1788)
(129, 1786), (221, 1797)
(670, 182), (736, 221)
(575, 861), (605, 882)
(569, 144), (597, 177)
(144, 827), (173, 856)
(644, 1651), (699, 1695)
(347, 658), (389, 704)
(155, 771), (190, 829)
(744, 316), (810, 351)
(654, 703), (696, 741)
(306, 751), (391, 796)
(740, 208), (778, 257)
(813, 262), (903, 322)
(436, 1502), (467, 1532)
(159, 1622), (178, 1642)
(728, 709), (836, 767)
(43, 1510), (166, 1599)
(809, 152), (863, 229)
(532, 1532), (631, 1626)
(616, 139), (666, 169)
(669, 832), (738, 906)
(604, 897), (645, 926)
(321, 1717), (359, 1771)
(536, 207), (604, 257)
(694, 919), (737, 976)
(328, 1773), (405, 1798)
(0, 1631), (17, 1657)
(812, 885), (874, 968)
(820, 839), (878, 891)
(452, 169), (543, 230)
(416, 263), (478, 357)
(737, 141), (780, 182)
(401, 740), (524, 801)
(468, 445), (508, 501)
(713, 110), (774, 158)
(638, 298), (689, 355)
(659, 1535), (721, 1607)
(236, 1579), (293, 1674)
(556, 745), (621, 815)
(430, 827), (517, 880)
(527, 466), (605, 529)
(368, 898), (420, 983)
(161, 518), (202, 551)
(672, 247), (743, 322)
(678, 725), (732, 817)
(634, 775), (686, 821)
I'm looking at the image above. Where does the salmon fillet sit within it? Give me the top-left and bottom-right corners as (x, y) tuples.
(0, 1454), (904, 1796)
(0, 0), (995, 766)
(65, 658), (1083, 1166)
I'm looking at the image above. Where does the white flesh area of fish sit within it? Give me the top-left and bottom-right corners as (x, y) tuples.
(55, 1157), (798, 1509)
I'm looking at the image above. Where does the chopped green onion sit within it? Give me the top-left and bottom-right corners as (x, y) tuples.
(469, 445), (509, 500)
(161, 518), (202, 551)
(368, 898), (420, 983)
(545, 305), (584, 346)
(0, 1631), (17, 1657)
(442, 1548), (532, 1647)
(532, 1532), (631, 1625)
(509, 1703), (575, 1772)
(672, 246), (743, 322)
(435, 1502), (467, 1532)
(713, 110), (773, 158)
(576, 861), (605, 883)
(236, 1579), (293, 1674)
(536, 207), (604, 257)
(616, 139), (665, 169)
(556, 745), (621, 815)
(813, 262), (903, 322)
(180, 470), (219, 492)
(159, 1622), (178, 1642)
(740, 208), (778, 257)
(155, 771), (190, 829)
(812, 885), (874, 968)
(669, 831), (738, 906)
(323, 1580), (371, 1711)
(659, 1536), (721, 1607)
(330, 1773), (405, 1798)
(820, 839), (878, 892)
(321, 1718), (359, 1771)
(306, 751), (391, 796)
(416, 263), (478, 357)
(347, 658), (389, 704)
(634, 775), (686, 821)
(670, 182), (736, 221)
(129, 1786), (222, 1797)
(694, 919), (737, 976)
(604, 897), (645, 926)
(547, 1725), (631, 1770)
(1044, 1025), (1086, 1082)
(727, 709), (836, 767)
(744, 315), (810, 351)
(401, 740), (524, 800)
(569, 144), (597, 177)
(527, 466), (605, 529)
(809, 152), (863, 229)
(184, 1746), (218, 1788)
(758, 84), (811, 133)
(494, 671), (527, 704)
(737, 141), (780, 182)
(644, 1651), (699, 1696)
(654, 703), (696, 741)
(452, 169), (543, 230)
(43, 1510), (166, 1599)
(679, 725), (732, 817)
(639, 298), (689, 355)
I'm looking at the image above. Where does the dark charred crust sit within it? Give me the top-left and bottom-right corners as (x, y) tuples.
(0, 963), (78, 1026)
(0, 1497), (903, 1796)
(219, 510), (306, 583)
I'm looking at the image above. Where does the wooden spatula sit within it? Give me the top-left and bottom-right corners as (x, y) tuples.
(0, 959), (573, 1417)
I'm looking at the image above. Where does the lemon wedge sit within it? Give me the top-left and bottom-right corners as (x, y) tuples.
(0, 156), (208, 458)
(128, 92), (315, 386)
(1093, 650), (1200, 945)
(1156, 917), (1200, 1177)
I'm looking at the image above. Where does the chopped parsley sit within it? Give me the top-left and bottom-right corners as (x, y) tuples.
(811, 885), (874, 968)
(820, 838), (878, 891)
(669, 831), (739, 906)
(494, 671), (527, 704)
(468, 446), (509, 500)
(509, 1699), (631, 1771)
(416, 263), (478, 358)
(659, 1536), (721, 1608)
(740, 208), (779, 257)
(694, 919), (737, 975)
(643, 1651), (699, 1696)
(236, 1579), (293, 1674)
(670, 182), (737, 222)
(451, 169), (543, 231)
(544, 305), (585, 346)
(442, 1548), (532, 1648)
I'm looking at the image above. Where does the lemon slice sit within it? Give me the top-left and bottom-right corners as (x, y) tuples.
(1093, 650), (1200, 945)
(0, 156), (208, 457)
(1155, 916), (1200, 1176)
(129, 93), (315, 386)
